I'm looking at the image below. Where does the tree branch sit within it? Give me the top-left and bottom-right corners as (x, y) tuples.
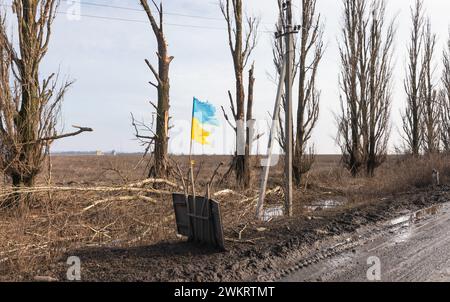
(145, 59), (162, 85)
(38, 125), (93, 142)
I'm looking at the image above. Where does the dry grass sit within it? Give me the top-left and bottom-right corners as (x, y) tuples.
(0, 153), (449, 280)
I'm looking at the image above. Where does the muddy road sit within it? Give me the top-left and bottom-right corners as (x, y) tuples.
(282, 202), (450, 282)
(38, 185), (448, 282)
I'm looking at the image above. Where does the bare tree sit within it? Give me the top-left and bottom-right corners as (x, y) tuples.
(440, 32), (450, 152)
(420, 20), (440, 154)
(294, 0), (323, 186)
(363, 1), (394, 176)
(337, 0), (366, 177)
(220, 0), (259, 189)
(402, 0), (425, 156)
(273, 0), (322, 186)
(337, 0), (394, 177)
(441, 91), (450, 152)
(273, 0), (296, 154)
(0, 0), (92, 191)
(134, 0), (174, 178)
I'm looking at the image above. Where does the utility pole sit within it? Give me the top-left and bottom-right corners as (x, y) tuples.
(284, 0), (294, 217)
(256, 0), (297, 220)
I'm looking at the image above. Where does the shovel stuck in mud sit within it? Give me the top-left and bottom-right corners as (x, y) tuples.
(172, 193), (225, 250)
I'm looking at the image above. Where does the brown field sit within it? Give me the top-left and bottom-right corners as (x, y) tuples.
(0, 154), (449, 281)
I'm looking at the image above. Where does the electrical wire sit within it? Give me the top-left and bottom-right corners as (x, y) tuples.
(0, 2), (274, 33)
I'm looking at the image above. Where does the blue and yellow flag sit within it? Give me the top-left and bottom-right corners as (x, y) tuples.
(191, 97), (219, 145)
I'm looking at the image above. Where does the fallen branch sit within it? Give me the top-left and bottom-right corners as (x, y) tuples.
(238, 186), (282, 204)
(225, 237), (265, 245)
(127, 178), (180, 189)
(0, 177), (181, 199)
(213, 189), (247, 198)
(237, 224), (248, 240)
(82, 195), (157, 212)
(0, 185), (172, 199)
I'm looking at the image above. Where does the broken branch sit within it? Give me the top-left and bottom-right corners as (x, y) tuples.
(37, 125), (93, 143)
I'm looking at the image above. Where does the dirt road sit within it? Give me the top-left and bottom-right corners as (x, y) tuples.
(282, 202), (450, 282)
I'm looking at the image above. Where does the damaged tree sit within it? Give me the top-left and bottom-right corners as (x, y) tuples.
(133, 0), (173, 178)
(337, 0), (366, 177)
(402, 0), (425, 156)
(220, 0), (259, 189)
(363, 1), (394, 176)
(440, 32), (450, 153)
(0, 0), (92, 191)
(420, 20), (440, 155)
(337, 0), (394, 177)
(294, 0), (323, 186)
(273, 0), (323, 187)
(273, 0), (296, 154)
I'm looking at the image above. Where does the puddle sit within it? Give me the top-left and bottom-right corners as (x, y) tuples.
(389, 215), (412, 226)
(386, 204), (444, 244)
(305, 199), (345, 212)
(388, 204), (444, 227)
(263, 206), (284, 222)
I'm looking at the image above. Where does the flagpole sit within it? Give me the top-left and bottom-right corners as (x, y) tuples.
(189, 100), (196, 195)
(185, 98), (196, 241)
(189, 98), (196, 213)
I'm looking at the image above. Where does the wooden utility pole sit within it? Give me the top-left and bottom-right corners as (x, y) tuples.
(284, 0), (294, 217)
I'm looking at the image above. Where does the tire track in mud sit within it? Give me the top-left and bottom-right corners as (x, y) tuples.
(278, 202), (450, 282)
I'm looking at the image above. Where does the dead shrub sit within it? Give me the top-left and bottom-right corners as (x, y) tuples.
(368, 154), (450, 194)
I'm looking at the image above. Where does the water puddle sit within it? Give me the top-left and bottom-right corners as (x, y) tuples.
(389, 215), (412, 226)
(305, 199), (345, 212)
(388, 204), (443, 227)
(263, 206), (284, 222)
(385, 204), (444, 244)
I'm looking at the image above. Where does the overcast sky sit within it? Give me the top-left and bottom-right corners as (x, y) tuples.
(3, 0), (450, 154)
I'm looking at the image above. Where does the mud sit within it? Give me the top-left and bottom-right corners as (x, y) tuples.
(283, 201), (450, 282)
(41, 185), (450, 282)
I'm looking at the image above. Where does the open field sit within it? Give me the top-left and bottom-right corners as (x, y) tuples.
(0, 154), (449, 281)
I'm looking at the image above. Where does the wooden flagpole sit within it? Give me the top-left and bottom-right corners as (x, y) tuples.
(188, 98), (197, 240)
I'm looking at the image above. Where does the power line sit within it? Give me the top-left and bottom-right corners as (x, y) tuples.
(60, 0), (227, 21)
(59, 0), (274, 25)
(0, 2), (274, 33)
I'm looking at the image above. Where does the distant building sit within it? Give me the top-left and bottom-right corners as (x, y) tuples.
(96, 150), (104, 156)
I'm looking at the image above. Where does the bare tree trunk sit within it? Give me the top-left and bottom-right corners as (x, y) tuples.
(220, 0), (259, 189)
(402, 0), (425, 156)
(421, 20), (439, 155)
(293, 0), (323, 186)
(0, 0), (91, 194)
(139, 0), (173, 178)
(243, 64), (255, 189)
(365, 1), (394, 176)
(441, 32), (450, 152)
(337, 0), (365, 177)
(337, 0), (393, 177)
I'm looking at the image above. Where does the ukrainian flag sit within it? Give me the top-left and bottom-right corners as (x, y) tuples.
(191, 97), (219, 145)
